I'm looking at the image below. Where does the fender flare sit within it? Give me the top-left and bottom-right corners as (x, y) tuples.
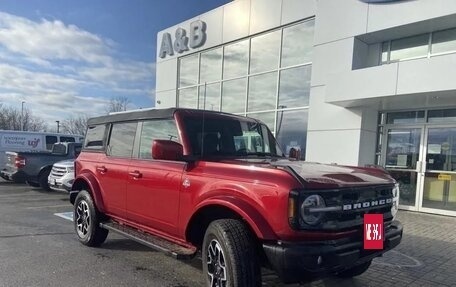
(189, 196), (277, 240)
(71, 172), (106, 213)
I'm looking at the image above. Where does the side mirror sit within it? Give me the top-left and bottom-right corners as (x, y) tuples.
(152, 140), (183, 161)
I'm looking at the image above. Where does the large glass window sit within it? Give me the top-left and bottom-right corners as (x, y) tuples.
(179, 54), (199, 87)
(279, 65), (311, 108)
(381, 42), (389, 64)
(139, 120), (180, 159)
(222, 78), (246, 114)
(250, 30), (281, 74)
(198, 83), (220, 111)
(247, 72), (277, 112)
(281, 20), (314, 67)
(178, 87), (198, 109)
(223, 40), (249, 79)
(108, 122), (137, 158)
(386, 111), (425, 124)
(428, 109), (456, 123)
(200, 48), (222, 83)
(390, 34), (429, 62)
(381, 27), (456, 64)
(432, 28), (456, 55)
(176, 19), (314, 159)
(275, 110), (308, 159)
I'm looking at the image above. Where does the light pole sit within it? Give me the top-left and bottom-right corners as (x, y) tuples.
(21, 101), (25, 131)
(56, 120), (60, 133)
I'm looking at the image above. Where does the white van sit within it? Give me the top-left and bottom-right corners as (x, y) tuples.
(0, 130), (83, 181)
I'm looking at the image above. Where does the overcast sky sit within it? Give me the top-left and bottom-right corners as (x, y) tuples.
(0, 0), (229, 126)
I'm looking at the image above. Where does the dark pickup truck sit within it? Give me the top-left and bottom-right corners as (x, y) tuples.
(1, 142), (81, 190)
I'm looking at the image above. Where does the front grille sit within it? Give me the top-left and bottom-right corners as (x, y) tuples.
(50, 166), (67, 178)
(297, 185), (394, 231)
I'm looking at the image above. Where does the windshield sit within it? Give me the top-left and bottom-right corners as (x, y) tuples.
(51, 144), (67, 155)
(182, 115), (284, 158)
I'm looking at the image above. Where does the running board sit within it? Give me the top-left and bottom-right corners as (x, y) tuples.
(99, 221), (197, 259)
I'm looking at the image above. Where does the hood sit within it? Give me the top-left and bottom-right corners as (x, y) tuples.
(270, 159), (394, 188)
(53, 159), (74, 167)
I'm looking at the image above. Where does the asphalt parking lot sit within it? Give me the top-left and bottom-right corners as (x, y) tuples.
(1, 178), (456, 287)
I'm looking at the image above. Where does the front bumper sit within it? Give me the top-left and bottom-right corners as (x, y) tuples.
(263, 220), (403, 283)
(48, 174), (73, 192)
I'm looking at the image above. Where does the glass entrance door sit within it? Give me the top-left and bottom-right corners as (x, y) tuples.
(421, 126), (456, 214)
(383, 127), (424, 210)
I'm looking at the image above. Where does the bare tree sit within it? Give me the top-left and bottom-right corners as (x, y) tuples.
(0, 104), (47, 131)
(105, 96), (131, 113)
(61, 114), (89, 136)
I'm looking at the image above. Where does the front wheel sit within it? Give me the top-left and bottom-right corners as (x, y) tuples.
(74, 190), (108, 247)
(202, 219), (261, 287)
(336, 260), (372, 278)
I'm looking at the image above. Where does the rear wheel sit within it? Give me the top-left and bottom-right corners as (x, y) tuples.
(202, 219), (261, 287)
(74, 190), (108, 247)
(38, 168), (52, 191)
(336, 260), (372, 278)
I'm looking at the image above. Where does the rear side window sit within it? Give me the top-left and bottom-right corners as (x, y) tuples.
(84, 125), (106, 150)
(46, 136), (58, 150)
(108, 122), (137, 158)
(139, 120), (179, 159)
(59, 136), (75, 143)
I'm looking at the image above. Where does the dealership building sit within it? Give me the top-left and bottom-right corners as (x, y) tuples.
(155, 0), (456, 216)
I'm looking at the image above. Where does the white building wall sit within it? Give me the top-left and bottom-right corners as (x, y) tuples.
(155, 0), (316, 108)
(156, 0), (456, 166)
(307, 0), (456, 166)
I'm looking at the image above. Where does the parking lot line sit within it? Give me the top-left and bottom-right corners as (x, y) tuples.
(26, 204), (71, 209)
(54, 212), (73, 222)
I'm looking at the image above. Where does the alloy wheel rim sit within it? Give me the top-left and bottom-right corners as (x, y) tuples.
(76, 200), (90, 238)
(207, 239), (227, 287)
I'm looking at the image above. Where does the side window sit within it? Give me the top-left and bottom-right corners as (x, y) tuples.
(139, 120), (179, 159)
(46, 136), (58, 150)
(59, 136), (75, 143)
(108, 122), (137, 158)
(84, 125), (106, 150)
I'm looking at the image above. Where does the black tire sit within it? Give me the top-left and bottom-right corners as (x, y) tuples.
(38, 168), (52, 191)
(337, 260), (372, 278)
(202, 219), (261, 287)
(26, 181), (40, 188)
(74, 190), (109, 247)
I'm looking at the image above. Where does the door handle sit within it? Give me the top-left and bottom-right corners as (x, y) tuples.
(96, 166), (107, 173)
(129, 170), (142, 179)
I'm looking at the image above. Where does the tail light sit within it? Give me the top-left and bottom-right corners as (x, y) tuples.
(14, 156), (26, 168)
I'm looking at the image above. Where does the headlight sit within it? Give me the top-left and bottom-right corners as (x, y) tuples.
(300, 194), (326, 225)
(391, 183), (400, 219)
(67, 166), (75, 172)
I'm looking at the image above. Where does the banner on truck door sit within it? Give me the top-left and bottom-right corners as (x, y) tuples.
(0, 134), (42, 150)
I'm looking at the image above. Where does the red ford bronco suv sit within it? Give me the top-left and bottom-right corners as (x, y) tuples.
(70, 108), (402, 286)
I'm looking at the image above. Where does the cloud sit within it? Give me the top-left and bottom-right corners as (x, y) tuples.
(0, 11), (155, 128)
(0, 12), (112, 65)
